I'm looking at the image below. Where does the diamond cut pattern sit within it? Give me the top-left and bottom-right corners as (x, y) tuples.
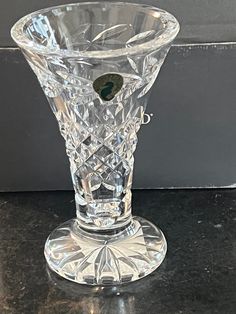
(28, 28), (169, 229)
(54, 93), (143, 227)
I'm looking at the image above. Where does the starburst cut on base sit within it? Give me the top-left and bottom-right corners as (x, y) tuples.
(45, 216), (167, 285)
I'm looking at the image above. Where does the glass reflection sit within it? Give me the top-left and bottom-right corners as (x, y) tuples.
(39, 266), (160, 314)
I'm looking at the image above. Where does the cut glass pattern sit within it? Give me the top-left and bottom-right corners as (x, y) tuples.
(11, 2), (179, 285)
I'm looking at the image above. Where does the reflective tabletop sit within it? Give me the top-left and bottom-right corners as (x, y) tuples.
(0, 189), (235, 313)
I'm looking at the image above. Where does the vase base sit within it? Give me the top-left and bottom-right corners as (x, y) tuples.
(44, 216), (167, 285)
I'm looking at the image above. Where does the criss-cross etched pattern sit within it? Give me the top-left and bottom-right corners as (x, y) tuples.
(26, 48), (168, 230)
(57, 83), (143, 229)
(23, 18), (170, 229)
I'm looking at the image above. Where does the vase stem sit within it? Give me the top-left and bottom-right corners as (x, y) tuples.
(69, 149), (134, 231)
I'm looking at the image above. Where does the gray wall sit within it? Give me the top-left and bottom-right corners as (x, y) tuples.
(1, 1), (236, 191)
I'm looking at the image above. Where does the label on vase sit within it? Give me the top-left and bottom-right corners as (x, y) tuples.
(93, 73), (123, 101)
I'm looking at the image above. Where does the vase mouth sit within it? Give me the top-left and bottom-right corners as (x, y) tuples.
(11, 2), (179, 59)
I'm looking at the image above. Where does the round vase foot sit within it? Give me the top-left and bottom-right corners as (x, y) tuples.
(44, 216), (167, 285)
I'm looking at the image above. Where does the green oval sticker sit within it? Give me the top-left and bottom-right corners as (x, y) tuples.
(93, 73), (123, 101)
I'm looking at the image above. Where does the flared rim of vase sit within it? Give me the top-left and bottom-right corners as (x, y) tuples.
(11, 1), (180, 59)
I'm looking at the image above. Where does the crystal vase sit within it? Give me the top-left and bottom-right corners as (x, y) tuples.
(11, 2), (179, 285)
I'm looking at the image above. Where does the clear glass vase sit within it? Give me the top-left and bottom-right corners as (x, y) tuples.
(11, 2), (179, 285)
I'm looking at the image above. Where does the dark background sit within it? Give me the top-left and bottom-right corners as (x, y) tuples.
(1, 0), (236, 191)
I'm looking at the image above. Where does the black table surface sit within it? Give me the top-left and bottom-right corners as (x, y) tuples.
(0, 189), (235, 314)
